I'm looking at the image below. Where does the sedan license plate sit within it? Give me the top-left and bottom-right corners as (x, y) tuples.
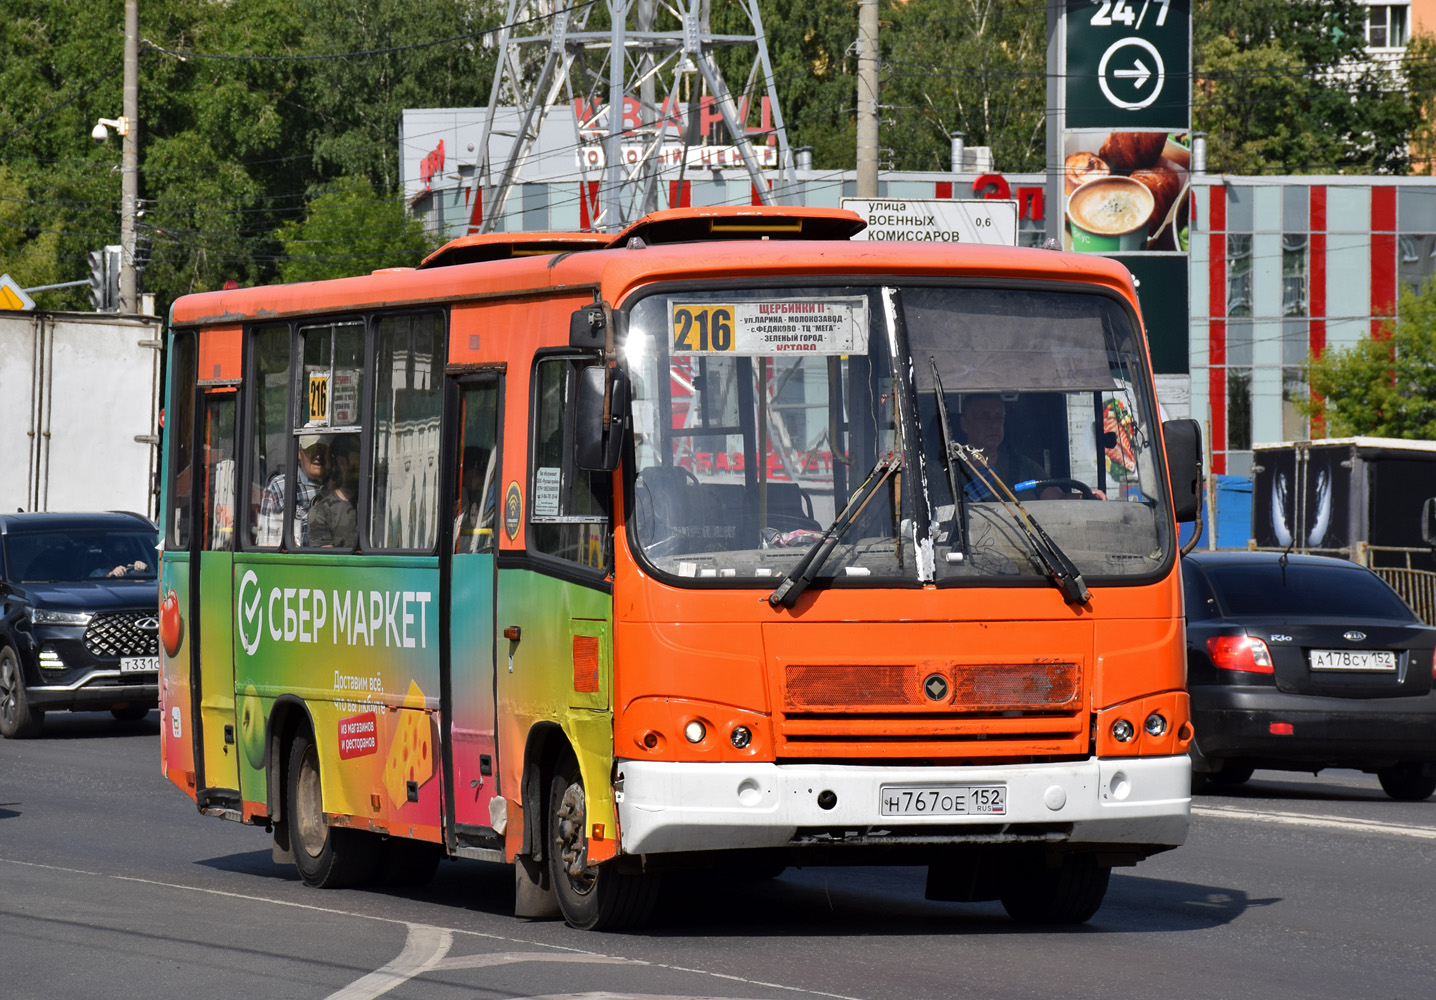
(880, 784), (1006, 817)
(119, 656), (159, 674)
(1309, 649), (1397, 672)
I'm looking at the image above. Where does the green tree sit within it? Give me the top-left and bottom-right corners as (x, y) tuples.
(1195, 0), (1416, 174)
(276, 175), (437, 283)
(295, 0), (497, 193)
(1301, 282), (1436, 438)
(881, 0), (1046, 173)
(0, 165), (63, 289)
(1405, 32), (1436, 175)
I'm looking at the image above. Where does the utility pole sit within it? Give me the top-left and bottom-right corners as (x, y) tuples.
(120, 0), (139, 313)
(855, 0), (880, 198)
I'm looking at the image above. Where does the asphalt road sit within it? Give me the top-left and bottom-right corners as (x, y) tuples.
(3, 711), (1434, 1000)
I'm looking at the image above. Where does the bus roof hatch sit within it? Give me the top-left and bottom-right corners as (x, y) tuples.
(612, 206), (866, 245)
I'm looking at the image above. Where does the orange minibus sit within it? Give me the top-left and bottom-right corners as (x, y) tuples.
(159, 206), (1200, 929)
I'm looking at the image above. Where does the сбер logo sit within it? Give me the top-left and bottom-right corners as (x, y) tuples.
(237, 569), (263, 655)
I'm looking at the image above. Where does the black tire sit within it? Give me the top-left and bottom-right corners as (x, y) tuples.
(1205, 762), (1255, 787)
(999, 855), (1111, 925)
(110, 705), (151, 722)
(286, 730), (380, 888)
(0, 646), (43, 739)
(1378, 763), (1436, 802)
(375, 837), (443, 887)
(547, 749), (659, 930)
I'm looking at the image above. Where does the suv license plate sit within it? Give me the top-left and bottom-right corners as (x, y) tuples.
(1309, 649), (1396, 672)
(880, 784), (1006, 816)
(120, 656), (159, 674)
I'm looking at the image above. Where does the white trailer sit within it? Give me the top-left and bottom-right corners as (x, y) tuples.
(0, 310), (162, 518)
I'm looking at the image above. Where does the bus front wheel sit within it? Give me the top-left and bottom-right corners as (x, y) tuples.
(547, 750), (658, 930)
(287, 730), (379, 888)
(999, 854), (1110, 925)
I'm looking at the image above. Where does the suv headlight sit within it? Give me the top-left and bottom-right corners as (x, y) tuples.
(30, 608), (93, 626)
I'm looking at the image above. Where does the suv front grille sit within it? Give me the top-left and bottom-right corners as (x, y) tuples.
(85, 611), (160, 658)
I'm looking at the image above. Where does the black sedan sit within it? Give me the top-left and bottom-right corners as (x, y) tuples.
(1183, 549), (1436, 801)
(0, 511), (160, 738)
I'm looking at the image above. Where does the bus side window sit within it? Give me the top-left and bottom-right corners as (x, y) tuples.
(530, 356), (611, 571)
(248, 325), (292, 548)
(369, 312), (443, 550)
(204, 394), (237, 551)
(455, 380), (500, 554)
(166, 332), (197, 548)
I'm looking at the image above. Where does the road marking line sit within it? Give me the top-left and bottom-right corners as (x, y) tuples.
(326, 924), (452, 1000)
(0, 858), (868, 1000)
(1193, 804), (1436, 840)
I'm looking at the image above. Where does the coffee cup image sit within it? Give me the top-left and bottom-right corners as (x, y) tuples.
(1066, 176), (1155, 252)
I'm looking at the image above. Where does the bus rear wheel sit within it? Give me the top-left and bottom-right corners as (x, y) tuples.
(999, 854), (1110, 925)
(547, 750), (658, 930)
(287, 730), (379, 888)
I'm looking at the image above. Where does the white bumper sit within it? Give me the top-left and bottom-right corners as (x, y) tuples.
(614, 756), (1190, 856)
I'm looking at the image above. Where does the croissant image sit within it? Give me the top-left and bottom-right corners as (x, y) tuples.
(1098, 131), (1167, 172)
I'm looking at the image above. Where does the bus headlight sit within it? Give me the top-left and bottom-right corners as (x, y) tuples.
(730, 725), (752, 749)
(1111, 718), (1136, 743)
(683, 720), (706, 743)
(1144, 712), (1168, 737)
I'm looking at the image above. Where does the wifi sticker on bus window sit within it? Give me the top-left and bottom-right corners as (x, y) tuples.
(669, 298), (869, 356)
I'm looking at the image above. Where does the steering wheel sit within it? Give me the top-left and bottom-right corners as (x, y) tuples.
(632, 465), (702, 558)
(1015, 477), (1098, 500)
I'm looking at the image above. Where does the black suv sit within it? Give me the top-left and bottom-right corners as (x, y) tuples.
(0, 512), (160, 738)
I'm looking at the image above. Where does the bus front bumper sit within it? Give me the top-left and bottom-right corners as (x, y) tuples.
(613, 755), (1190, 856)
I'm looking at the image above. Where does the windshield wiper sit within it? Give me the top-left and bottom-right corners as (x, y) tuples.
(928, 359), (969, 562)
(948, 443), (1090, 605)
(768, 454), (902, 609)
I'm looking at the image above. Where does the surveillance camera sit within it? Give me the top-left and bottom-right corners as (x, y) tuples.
(91, 122), (110, 144)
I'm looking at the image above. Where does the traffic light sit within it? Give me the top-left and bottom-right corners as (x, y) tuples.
(87, 250), (107, 311)
(87, 245), (120, 311)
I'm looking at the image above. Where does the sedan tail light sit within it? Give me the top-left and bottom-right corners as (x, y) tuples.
(1207, 635), (1275, 674)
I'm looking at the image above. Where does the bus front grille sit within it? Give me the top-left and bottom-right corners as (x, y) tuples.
(776, 660), (1087, 758)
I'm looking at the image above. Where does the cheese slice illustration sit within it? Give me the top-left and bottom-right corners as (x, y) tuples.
(383, 681), (435, 808)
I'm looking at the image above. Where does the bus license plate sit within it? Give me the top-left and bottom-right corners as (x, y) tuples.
(1309, 649), (1396, 672)
(120, 656), (159, 674)
(880, 784), (1006, 817)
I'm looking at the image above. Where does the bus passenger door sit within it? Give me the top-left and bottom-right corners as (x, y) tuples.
(443, 374), (503, 845)
(195, 388), (241, 804)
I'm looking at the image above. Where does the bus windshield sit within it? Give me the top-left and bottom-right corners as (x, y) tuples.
(622, 283), (1171, 588)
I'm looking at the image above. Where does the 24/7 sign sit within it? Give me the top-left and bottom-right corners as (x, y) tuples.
(1066, 0), (1189, 130)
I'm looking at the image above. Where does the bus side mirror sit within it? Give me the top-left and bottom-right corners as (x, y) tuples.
(570, 304), (607, 350)
(1163, 418), (1202, 523)
(1423, 498), (1436, 548)
(575, 365), (628, 472)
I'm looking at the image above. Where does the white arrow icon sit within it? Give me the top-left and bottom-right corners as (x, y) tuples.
(1113, 59), (1152, 89)
(1097, 38), (1165, 111)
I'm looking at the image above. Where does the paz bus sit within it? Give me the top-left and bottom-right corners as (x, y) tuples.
(158, 205), (1202, 929)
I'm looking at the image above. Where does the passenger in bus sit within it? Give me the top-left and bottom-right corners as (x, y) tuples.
(958, 394), (1047, 486)
(256, 433), (328, 546)
(309, 433), (359, 549)
(956, 394), (1105, 501)
(455, 445), (497, 552)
